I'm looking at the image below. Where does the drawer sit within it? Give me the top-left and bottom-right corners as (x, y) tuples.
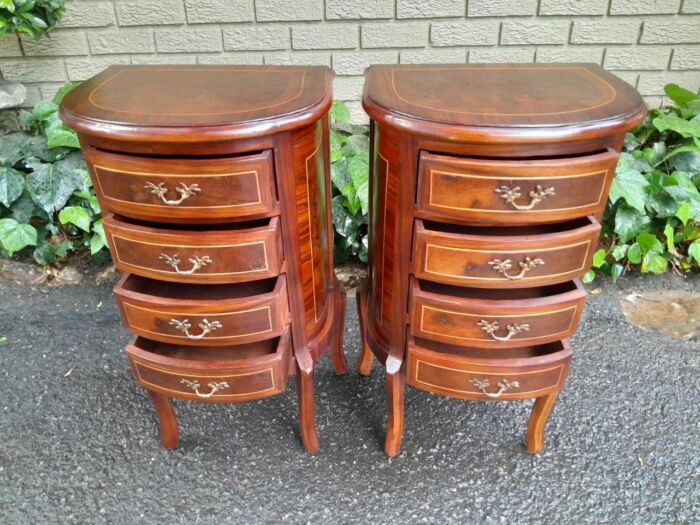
(103, 214), (283, 284)
(84, 147), (276, 223)
(413, 217), (600, 288)
(416, 149), (618, 225)
(406, 336), (572, 401)
(409, 279), (586, 348)
(114, 274), (289, 346)
(125, 326), (291, 403)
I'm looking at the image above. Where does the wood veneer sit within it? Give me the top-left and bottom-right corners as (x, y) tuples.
(359, 63), (646, 456)
(61, 65), (347, 453)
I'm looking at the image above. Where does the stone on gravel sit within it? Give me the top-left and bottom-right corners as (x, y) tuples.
(620, 289), (699, 340)
(0, 259), (47, 285)
(50, 266), (83, 286)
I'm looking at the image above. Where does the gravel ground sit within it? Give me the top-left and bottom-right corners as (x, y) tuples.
(0, 272), (698, 525)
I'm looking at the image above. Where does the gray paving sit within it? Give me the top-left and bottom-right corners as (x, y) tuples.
(0, 273), (698, 525)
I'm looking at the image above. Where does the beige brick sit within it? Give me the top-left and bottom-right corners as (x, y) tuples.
(59, 1), (115, 27)
(605, 47), (671, 70)
(333, 51), (398, 74)
(185, 0), (253, 23)
(116, 0), (185, 26)
(398, 0), (464, 19)
(431, 20), (499, 47)
(345, 101), (368, 124)
(571, 20), (641, 44)
(38, 83), (65, 100)
(223, 26), (290, 51)
(611, 71), (638, 88)
(21, 31), (87, 56)
(399, 48), (465, 64)
(265, 51), (331, 66)
(256, 0), (322, 21)
(671, 47), (700, 70)
(293, 24), (358, 50)
(641, 18), (700, 43)
(539, 0), (608, 15)
(536, 46), (605, 64)
(198, 53), (264, 65)
(501, 20), (570, 45)
(66, 56), (130, 81)
(683, 0), (700, 13)
(0, 35), (22, 58)
(644, 95), (668, 107)
(469, 0), (537, 16)
(88, 30), (155, 54)
(326, 0), (393, 19)
(333, 76), (364, 100)
(0, 59), (66, 82)
(637, 71), (700, 95)
(156, 28), (222, 53)
(610, 0), (681, 15)
(362, 22), (428, 48)
(469, 47), (534, 63)
(130, 54), (198, 64)
(21, 85), (42, 107)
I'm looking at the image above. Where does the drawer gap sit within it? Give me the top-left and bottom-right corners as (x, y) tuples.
(134, 337), (280, 362)
(120, 274), (278, 301)
(421, 217), (591, 237)
(416, 279), (580, 300)
(112, 214), (271, 232)
(414, 337), (567, 360)
(93, 146), (268, 161)
(422, 148), (610, 162)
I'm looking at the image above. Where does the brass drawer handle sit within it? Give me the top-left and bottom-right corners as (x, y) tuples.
(470, 378), (520, 398)
(159, 253), (212, 275)
(169, 318), (222, 340)
(477, 320), (530, 342)
(495, 185), (555, 211)
(180, 379), (229, 399)
(488, 257), (544, 280)
(145, 181), (201, 206)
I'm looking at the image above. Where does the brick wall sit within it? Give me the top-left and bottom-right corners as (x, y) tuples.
(1, 0), (699, 123)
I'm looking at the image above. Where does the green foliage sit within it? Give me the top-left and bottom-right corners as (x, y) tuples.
(329, 101), (370, 263)
(0, 81), (109, 266)
(0, 0), (65, 40)
(590, 83), (700, 281)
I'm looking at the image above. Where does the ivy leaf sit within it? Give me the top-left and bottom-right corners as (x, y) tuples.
(330, 159), (349, 193)
(627, 243), (642, 264)
(610, 263), (624, 282)
(347, 155), (369, 215)
(46, 128), (80, 149)
(0, 0), (16, 13)
(0, 218), (37, 256)
(614, 205), (649, 243)
(329, 101), (350, 124)
(611, 244), (628, 261)
(32, 100), (59, 121)
(641, 252), (668, 274)
(25, 158), (85, 215)
(609, 159), (649, 212)
(52, 81), (81, 105)
(653, 114), (700, 139)
(636, 232), (663, 255)
(592, 248), (606, 268)
(582, 269), (596, 284)
(58, 206), (91, 232)
(343, 134), (370, 156)
(0, 167), (24, 207)
(688, 240), (700, 265)
(664, 83), (699, 107)
(663, 221), (675, 254)
(0, 133), (29, 166)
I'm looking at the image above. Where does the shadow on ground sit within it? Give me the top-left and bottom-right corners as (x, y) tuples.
(0, 272), (698, 524)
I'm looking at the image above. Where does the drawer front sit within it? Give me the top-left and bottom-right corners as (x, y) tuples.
(409, 281), (586, 348)
(85, 147), (276, 222)
(406, 341), (571, 401)
(115, 276), (289, 346)
(417, 150), (618, 225)
(413, 219), (600, 288)
(104, 215), (283, 284)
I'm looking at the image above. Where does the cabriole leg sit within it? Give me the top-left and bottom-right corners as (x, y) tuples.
(356, 288), (374, 376)
(296, 361), (320, 454)
(384, 370), (405, 457)
(147, 390), (179, 450)
(526, 390), (561, 453)
(330, 287), (348, 375)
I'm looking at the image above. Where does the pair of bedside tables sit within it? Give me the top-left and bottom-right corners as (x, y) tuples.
(61, 64), (645, 456)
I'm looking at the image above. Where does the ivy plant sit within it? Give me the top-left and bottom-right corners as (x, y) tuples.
(586, 83), (700, 282)
(329, 101), (370, 263)
(0, 0), (66, 40)
(0, 82), (109, 265)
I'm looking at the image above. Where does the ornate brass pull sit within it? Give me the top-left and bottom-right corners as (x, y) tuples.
(488, 256), (544, 280)
(145, 181), (201, 205)
(495, 184), (555, 210)
(470, 378), (520, 398)
(159, 253), (212, 275)
(477, 320), (530, 342)
(169, 318), (222, 340)
(180, 379), (229, 398)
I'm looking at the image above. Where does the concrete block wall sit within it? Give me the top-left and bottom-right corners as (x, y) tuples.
(1, 0), (699, 123)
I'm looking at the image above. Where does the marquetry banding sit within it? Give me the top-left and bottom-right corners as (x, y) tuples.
(413, 360), (566, 398)
(304, 134), (323, 321)
(427, 169), (608, 213)
(418, 304), (578, 343)
(133, 361), (276, 398)
(93, 165), (263, 209)
(122, 302), (274, 340)
(379, 151), (390, 322)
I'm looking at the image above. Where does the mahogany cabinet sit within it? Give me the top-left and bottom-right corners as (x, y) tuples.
(60, 65), (347, 453)
(359, 64), (646, 456)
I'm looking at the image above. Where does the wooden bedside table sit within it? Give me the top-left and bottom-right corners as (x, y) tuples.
(358, 64), (646, 456)
(60, 65), (347, 453)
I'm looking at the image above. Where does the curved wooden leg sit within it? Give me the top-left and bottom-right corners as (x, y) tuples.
(296, 360), (320, 454)
(526, 391), (560, 453)
(330, 287), (348, 375)
(147, 390), (179, 450)
(356, 288), (374, 376)
(384, 370), (405, 457)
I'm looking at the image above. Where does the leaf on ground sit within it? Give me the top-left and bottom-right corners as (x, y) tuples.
(58, 205), (91, 232)
(0, 166), (24, 206)
(0, 218), (37, 256)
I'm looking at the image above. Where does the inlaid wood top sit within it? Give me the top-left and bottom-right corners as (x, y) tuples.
(61, 65), (334, 142)
(363, 64), (646, 141)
